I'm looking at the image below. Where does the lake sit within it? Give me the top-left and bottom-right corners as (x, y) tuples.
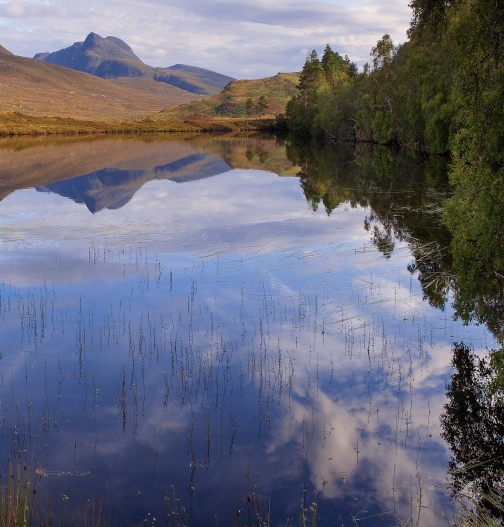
(0, 135), (496, 526)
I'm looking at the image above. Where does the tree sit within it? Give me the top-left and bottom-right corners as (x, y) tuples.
(321, 44), (345, 88)
(409, 0), (460, 35)
(370, 34), (394, 72)
(245, 98), (254, 117)
(257, 95), (269, 116)
(297, 50), (325, 96)
(365, 35), (397, 144)
(285, 50), (325, 136)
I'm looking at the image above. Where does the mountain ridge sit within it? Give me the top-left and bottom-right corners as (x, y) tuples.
(34, 32), (234, 95)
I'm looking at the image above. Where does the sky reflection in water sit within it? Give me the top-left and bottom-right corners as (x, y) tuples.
(0, 138), (494, 526)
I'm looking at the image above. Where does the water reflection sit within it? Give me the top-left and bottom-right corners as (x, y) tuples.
(0, 136), (496, 526)
(441, 343), (504, 521)
(36, 153), (231, 212)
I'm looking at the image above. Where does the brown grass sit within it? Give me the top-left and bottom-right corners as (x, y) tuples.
(159, 73), (299, 121)
(0, 51), (296, 135)
(0, 112), (279, 136)
(0, 53), (199, 121)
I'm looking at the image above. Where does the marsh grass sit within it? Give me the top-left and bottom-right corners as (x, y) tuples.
(0, 459), (40, 527)
(0, 458), (111, 527)
(0, 112), (275, 136)
(0, 113), (202, 137)
(299, 493), (318, 527)
(454, 488), (504, 527)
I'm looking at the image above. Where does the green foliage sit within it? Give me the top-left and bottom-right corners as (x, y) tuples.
(283, 0), (504, 341)
(371, 109), (393, 144)
(285, 50), (323, 136)
(408, 0), (460, 35)
(282, 8), (461, 152)
(367, 0), (499, 151)
(257, 95), (269, 115)
(489, 347), (504, 404)
(370, 34), (394, 72)
(439, 0), (504, 338)
(286, 46), (359, 139)
(245, 98), (254, 116)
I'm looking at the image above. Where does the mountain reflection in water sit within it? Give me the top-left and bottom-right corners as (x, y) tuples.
(0, 136), (498, 526)
(36, 153), (231, 212)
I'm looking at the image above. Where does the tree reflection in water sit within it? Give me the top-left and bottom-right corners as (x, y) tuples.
(288, 140), (504, 520)
(441, 343), (504, 521)
(288, 139), (504, 338)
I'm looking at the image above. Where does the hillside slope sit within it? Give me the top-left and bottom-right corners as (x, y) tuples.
(159, 72), (299, 121)
(0, 49), (199, 120)
(0, 44), (14, 56)
(35, 33), (234, 95)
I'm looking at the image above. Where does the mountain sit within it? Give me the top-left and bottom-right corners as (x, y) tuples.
(34, 32), (234, 95)
(0, 49), (199, 120)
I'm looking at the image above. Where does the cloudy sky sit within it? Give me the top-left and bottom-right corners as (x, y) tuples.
(0, 0), (412, 79)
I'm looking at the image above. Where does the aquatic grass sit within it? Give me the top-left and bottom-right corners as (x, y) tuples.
(81, 498), (109, 527)
(454, 488), (504, 527)
(0, 458), (39, 527)
(0, 163), (496, 527)
(299, 492), (318, 527)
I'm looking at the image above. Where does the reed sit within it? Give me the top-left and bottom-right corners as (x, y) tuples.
(0, 458), (39, 527)
(454, 488), (504, 527)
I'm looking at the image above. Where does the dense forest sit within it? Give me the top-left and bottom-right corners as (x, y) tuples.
(284, 0), (502, 155)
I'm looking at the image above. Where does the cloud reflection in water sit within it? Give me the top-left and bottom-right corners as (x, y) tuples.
(0, 139), (494, 526)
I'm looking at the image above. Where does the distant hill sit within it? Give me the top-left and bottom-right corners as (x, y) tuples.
(0, 44), (14, 56)
(159, 72), (299, 120)
(0, 38), (298, 134)
(0, 49), (200, 120)
(34, 33), (234, 95)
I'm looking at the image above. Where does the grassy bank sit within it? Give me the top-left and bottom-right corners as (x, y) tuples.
(0, 112), (277, 137)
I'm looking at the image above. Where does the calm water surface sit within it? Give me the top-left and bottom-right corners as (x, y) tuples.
(0, 136), (495, 526)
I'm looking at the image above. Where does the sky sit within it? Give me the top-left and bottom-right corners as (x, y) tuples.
(0, 0), (412, 79)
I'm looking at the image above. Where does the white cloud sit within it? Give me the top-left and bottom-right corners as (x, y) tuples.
(0, 0), (412, 78)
